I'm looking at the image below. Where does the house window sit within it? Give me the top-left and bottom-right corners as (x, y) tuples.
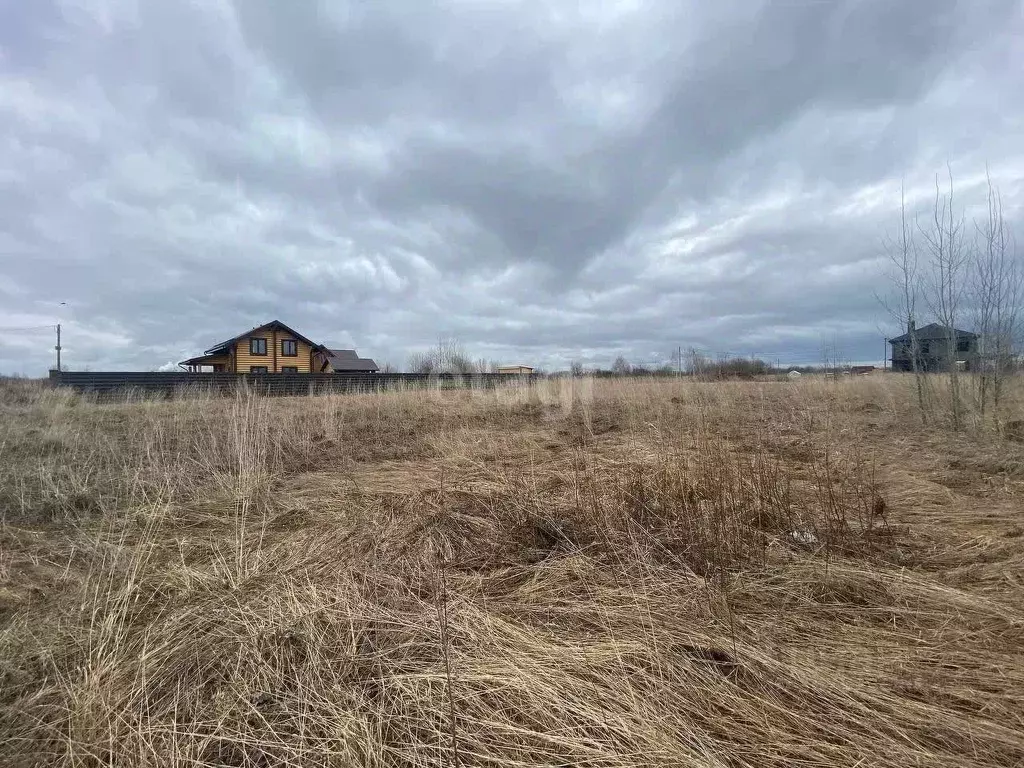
(281, 366), (298, 374)
(957, 340), (970, 352)
(282, 339), (298, 357)
(250, 366), (268, 374)
(920, 342), (930, 354)
(250, 338), (267, 355)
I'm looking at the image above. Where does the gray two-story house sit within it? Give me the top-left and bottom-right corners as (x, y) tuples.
(889, 321), (979, 372)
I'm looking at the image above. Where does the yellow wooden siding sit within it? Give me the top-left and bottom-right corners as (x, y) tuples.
(233, 333), (313, 373)
(281, 338), (313, 373)
(204, 355), (230, 370)
(234, 336), (271, 372)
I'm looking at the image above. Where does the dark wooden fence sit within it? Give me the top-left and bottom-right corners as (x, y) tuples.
(48, 370), (536, 398)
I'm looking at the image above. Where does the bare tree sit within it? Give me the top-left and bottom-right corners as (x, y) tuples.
(919, 167), (970, 430)
(408, 352), (436, 374)
(878, 181), (928, 422)
(972, 171), (1022, 417)
(685, 347), (710, 379)
(611, 356), (631, 376)
(408, 338), (478, 374)
(821, 332), (848, 379)
(437, 337), (476, 374)
(569, 360), (584, 378)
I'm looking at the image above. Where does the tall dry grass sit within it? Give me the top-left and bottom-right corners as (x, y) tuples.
(1, 374), (1023, 767)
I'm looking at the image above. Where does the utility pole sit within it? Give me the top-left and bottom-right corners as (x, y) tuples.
(55, 324), (62, 372)
(677, 345), (681, 377)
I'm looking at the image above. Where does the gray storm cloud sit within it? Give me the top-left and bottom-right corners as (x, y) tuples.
(1, 0), (1022, 373)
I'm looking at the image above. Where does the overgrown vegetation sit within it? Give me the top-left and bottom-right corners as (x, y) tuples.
(1, 374), (1023, 767)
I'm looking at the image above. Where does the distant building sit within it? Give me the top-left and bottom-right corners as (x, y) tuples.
(179, 320), (378, 373)
(888, 321), (978, 372)
(496, 365), (534, 374)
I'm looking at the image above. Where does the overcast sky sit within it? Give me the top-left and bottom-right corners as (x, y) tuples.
(2, 0), (1023, 374)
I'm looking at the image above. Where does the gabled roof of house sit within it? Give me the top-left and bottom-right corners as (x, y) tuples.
(327, 348), (359, 361)
(205, 320), (325, 355)
(889, 323), (978, 343)
(326, 348), (379, 371)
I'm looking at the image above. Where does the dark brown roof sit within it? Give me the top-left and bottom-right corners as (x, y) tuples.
(179, 354), (229, 367)
(327, 349), (379, 372)
(327, 348), (359, 361)
(205, 320), (325, 355)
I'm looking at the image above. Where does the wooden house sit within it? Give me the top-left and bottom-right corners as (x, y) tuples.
(180, 321), (378, 374)
(496, 365), (534, 374)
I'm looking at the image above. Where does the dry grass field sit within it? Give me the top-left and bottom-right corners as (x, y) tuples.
(1, 375), (1023, 767)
